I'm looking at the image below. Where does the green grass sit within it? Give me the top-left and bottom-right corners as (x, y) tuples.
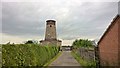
(0, 53), (1, 68)
(71, 51), (96, 68)
(43, 51), (62, 67)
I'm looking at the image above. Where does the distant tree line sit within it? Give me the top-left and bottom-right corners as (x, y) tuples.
(6, 40), (39, 44)
(72, 39), (93, 48)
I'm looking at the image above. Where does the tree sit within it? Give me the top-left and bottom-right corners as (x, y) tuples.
(72, 39), (93, 48)
(25, 40), (33, 44)
(25, 40), (38, 44)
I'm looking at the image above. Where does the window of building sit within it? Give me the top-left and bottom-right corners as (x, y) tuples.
(50, 25), (52, 27)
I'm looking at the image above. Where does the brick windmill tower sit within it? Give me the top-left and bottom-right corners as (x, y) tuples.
(45, 20), (57, 40)
(40, 20), (62, 46)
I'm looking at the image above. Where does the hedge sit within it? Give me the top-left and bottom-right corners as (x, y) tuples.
(2, 44), (59, 66)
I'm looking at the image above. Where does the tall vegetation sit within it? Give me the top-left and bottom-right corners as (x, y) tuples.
(72, 39), (93, 49)
(2, 44), (59, 67)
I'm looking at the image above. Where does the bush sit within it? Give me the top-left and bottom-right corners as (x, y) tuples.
(72, 39), (93, 49)
(2, 44), (59, 67)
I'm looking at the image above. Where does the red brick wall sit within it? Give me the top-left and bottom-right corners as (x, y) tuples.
(118, 17), (120, 66)
(98, 18), (119, 66)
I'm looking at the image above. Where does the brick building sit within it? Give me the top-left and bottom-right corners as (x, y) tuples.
(98, 15), (120, 66)
(40, 20), (62, 46)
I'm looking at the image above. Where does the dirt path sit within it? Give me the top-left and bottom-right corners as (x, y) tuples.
(49, 51), (80, 66)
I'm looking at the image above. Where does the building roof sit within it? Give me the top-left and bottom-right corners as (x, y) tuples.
(97, 14), (120, 45)
(46, 20), (56, 22)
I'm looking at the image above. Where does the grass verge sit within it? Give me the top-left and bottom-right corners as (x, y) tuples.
(43, 51), (62, 67)
(0, 54), (1, 68)
(71, 51), (96, 68)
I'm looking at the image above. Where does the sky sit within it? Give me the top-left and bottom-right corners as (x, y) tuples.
(1, 0), (119, 45)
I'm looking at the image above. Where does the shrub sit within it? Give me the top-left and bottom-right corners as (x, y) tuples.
(2, 44), (59, 67)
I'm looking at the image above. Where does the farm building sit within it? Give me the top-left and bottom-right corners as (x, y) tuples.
(98, 15), (120, 66)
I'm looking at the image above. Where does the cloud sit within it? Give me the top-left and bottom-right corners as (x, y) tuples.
(118, 1), (120, 15)
(1, 0), (120, 2)
(2, 2), (45, 36)
(57, 2), (118, 40)
(1, 1), (118, 45)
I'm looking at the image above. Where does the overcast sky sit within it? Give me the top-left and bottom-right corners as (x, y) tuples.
(1, 0), (119, 45)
